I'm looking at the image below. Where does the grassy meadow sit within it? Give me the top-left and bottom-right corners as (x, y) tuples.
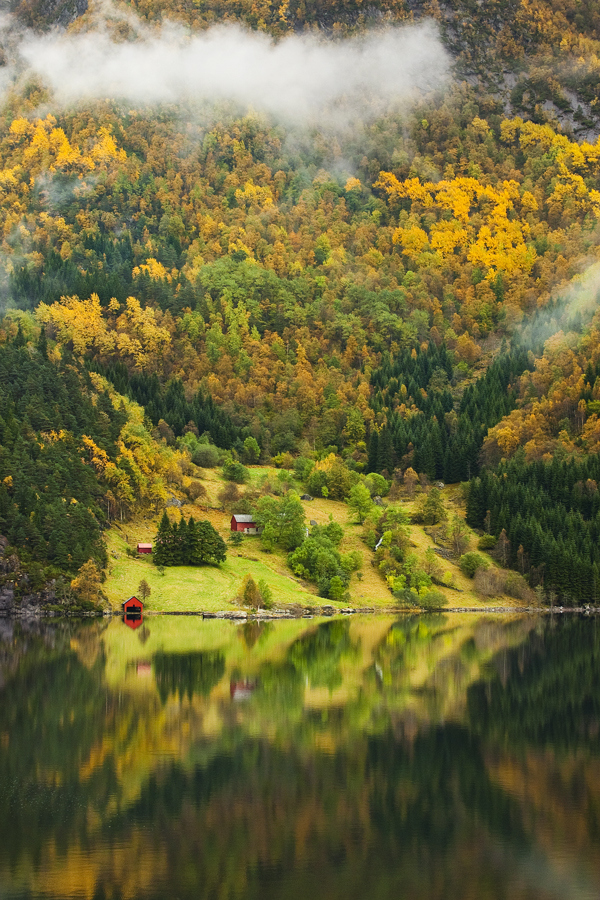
(103, 466), (524, 613)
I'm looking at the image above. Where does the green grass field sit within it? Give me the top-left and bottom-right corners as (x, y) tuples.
(105, 527), (321, 612)
(103, 467), (525, 613)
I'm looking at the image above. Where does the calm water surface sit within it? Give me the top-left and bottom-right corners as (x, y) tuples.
(0, 612), (599, 900)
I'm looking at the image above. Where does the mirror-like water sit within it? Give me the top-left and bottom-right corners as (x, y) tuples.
(0, 613), (599, 900)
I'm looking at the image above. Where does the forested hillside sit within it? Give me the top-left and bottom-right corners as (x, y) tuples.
(2, 0), (600, 606)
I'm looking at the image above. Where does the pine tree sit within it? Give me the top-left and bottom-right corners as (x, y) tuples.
(367, 430), (379, 474)
(186, 516), (202, 566)
(173, 517), (187, 565)
(154, 511), (173, 566)
(196, 520), (227, 565)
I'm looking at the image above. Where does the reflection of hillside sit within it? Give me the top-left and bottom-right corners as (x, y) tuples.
(1, 615), (599, 900)
(489, 751), (600, 876)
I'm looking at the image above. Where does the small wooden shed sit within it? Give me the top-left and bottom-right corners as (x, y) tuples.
(137, 542), (152, 554)
(230, 514), (260, 535)
(122, 596), (144, 629)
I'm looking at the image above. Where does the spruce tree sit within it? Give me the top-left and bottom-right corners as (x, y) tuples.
(196, 520), (227, 565)
(154, 511), (173, 567)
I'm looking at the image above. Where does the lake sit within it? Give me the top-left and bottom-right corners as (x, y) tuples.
(0, 612), (599, 900)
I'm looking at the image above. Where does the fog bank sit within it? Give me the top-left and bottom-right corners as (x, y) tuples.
(17, 21), (450, 120)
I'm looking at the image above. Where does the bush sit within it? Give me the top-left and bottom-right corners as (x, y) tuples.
(258, 578), (274, 609)
(218, 482), (240, 508)
(364, 472), (390, 497)
(192, 444), (220, 468)
(504, 571), (535, 601)
(459, 552), (489, 578)
(240, 574), (261, 607)
(273, 451), (294, 469)
(186, 480), (207, 502)
(419, 589), (448, 610)
(477, 534), (497, 550)
(473, 567), (504, 597)
(473, 567), (535, 602)
(243, 436), (261, 464)
(306, 454), (355, 500)
(238, 574), (274, 609)
(222, 460), (250, 483)
(294, 456), (315, 481)
(329, 576), (346, 601)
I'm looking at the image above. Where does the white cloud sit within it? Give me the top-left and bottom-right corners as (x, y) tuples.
(17, 20), (450, 121)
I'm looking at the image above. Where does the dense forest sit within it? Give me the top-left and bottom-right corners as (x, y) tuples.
(2, 0), (600, 603)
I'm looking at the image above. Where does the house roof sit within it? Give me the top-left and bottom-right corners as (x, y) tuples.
(231, 514), (256, 523)
(122, 596), (143, 607)
(137, 543), (152, 548)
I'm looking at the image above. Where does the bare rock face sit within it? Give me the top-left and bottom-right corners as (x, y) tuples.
(12, 0), (88, 30)
(0, 584), (14, 614)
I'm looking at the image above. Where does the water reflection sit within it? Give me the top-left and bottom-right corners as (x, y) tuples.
(0, 613), (599, 899)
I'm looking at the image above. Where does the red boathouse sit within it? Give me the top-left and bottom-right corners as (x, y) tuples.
(137, 543), (152, 554)
(122, 596), (144, 629)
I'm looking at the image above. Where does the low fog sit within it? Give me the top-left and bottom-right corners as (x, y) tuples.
(14, 20), (450, 121)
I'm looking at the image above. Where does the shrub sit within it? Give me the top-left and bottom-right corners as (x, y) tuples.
(243, 436), (261, 464)
(294, 456), (315, 480)
(473, 567), (534, 602)
(192, 445), (220, 468)
(477, 534), (497, 550)
(258, 578), (274, 609)
(218, 482), (240, 508)
(240, 574), (261, 607)
(419, 590), (448, 610)
(306, 454), (355, 500)
(504, 571), (535, 601)
(222, 460), (250, 483)
(238, 574), (274, 609)
(329, 576), (346, 601)
(364, 472), (390, 497)
(186, 480), (207, 502)
(473, 567), (504, 597)
(273, 451), (294, 469)
(459, 552), (489, 578)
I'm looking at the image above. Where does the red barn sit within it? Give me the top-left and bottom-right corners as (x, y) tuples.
(122, 596), (144, 629)
(137, 543), (152, 554)
(230, 514), (260, 534)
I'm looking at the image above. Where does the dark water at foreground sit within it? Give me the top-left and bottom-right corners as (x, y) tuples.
(1, 613), (600, 900)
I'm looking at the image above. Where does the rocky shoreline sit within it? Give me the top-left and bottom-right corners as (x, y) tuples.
(2, 600), (599, 620)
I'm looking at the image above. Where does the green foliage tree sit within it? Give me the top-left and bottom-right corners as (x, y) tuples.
(347, 482), (374, 525)
(414, 488), (446, 526)
(70, 559), (105, 608)
(154, 514), (226, 566)
(459, 552), (489, 578)
(243, 436), (261, 464)
(222, 460), (250, 484)
(255, 491), (306, 551)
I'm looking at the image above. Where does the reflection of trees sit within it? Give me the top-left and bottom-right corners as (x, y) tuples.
(239, 620), (273, 649)
(107, 726), (527, 900)
(153, 651), (225, 703)
(4, 617), (600, 900)
(468, 617), (600, 751)
(251, 621), (357, 722)
(0, 623), (116, 870)
(287, 619), (357, 690)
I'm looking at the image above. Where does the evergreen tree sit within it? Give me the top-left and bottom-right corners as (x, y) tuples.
(196, 520), (227, 565)
(154, 512), (174, 567)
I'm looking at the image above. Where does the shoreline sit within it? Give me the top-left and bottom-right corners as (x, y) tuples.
(1, 605), (598, 620)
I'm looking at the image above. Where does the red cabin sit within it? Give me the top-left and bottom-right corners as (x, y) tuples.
(122, 596), (144, 629)
(137, 543), (152, 554)
(230, 514), (260, 535)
